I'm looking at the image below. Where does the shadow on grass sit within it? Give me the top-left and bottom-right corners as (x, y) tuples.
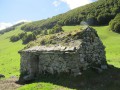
(17, 65), (120, 90)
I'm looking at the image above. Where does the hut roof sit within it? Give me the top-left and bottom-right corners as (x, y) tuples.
(19, 40), (82, 53)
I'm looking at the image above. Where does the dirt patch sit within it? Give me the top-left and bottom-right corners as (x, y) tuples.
(0, 77), (22, 90)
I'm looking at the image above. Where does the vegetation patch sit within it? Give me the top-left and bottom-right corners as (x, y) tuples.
(22, 33), (36, 44)
(24, 26), (83, 49)
(109, 13), (120, 33)
(10, 32), (27, 42)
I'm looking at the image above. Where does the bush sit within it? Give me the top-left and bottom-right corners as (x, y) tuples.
(18, 32), (27, 39)
(40, 39), (46, 45)
(114, 23), (120, 32)
(33, 30), (41, 35)
(97, 13), (114, 25)
(109, 13), (120, 33)
(86, 16), (98, 25)
(43, 30), (48, 35)
(10, 35), (20, 42)
(10, 32), (27, 42)
(50, 24), (63, 34)
(22, 33), (36, 44)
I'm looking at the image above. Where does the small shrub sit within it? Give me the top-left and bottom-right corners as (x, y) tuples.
(33, 30), (42, 35)
(43, 30), (48, 35)
(40, 39), (45, 45)
(22, 33), (36, 44)
(10, 35), (20, 42)
(109, 13), (120, 33)
(53, 24), (63, 33)
(114, 23), (120, 32)
(10, 32), (27, 42)
(18, 32), (27, 39)
(49, 24), (63, 34)
(49, 29), (54, 34)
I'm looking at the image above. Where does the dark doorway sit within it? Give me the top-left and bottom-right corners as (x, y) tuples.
(32, 54), (39, 77)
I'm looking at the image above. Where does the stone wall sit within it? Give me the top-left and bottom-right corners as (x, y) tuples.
(19, 27), (107, 81)
(80, 28), (107, 68)
(20, 51), (84, 78)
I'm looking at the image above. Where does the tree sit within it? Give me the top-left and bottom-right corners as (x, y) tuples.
(43, 29), (48, 35)
(10, 35), (20, 42)
(86, 15), (98, 25)
(109, 13), (120, 33)
(18, 32), (27, 39)
(114, 23), (120, 33)
(33, 30), (42, 35)
(22, 33), (36, 44)
(52, 24), (63, 33)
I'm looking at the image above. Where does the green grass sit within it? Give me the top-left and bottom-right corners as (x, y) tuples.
(18, 82), (73, 90)
(0, 25), (120, 90)
(93, 26), (120, 68)
(62, 25), (81, 32)
(0, 25), (25, 77)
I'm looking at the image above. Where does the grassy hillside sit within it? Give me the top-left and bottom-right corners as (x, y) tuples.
(93, 26), (120, 67)
(21, 0), (120, 31)
(0, 25), (25, 77)
(0, 25), (120, 90)
(0, 22), (25, 34)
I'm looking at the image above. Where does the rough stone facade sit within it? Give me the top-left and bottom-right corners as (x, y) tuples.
(19, 27), (107, 81)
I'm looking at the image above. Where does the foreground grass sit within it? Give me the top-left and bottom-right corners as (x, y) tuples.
(18, 82), (73, 90)
(0, 25), (120, 90)
(18, 67), (120, 90)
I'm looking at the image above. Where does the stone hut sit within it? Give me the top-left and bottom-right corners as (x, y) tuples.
(19, 27), (107, 81)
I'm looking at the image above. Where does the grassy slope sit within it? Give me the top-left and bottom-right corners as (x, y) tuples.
(0, 25), (120, 90)
(0, 25), (25, 77)
(18, 83), (73, 90)
(93, 26), (120, 67)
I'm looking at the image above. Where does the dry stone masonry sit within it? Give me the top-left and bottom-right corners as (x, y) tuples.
(19, 27), (107, 81)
